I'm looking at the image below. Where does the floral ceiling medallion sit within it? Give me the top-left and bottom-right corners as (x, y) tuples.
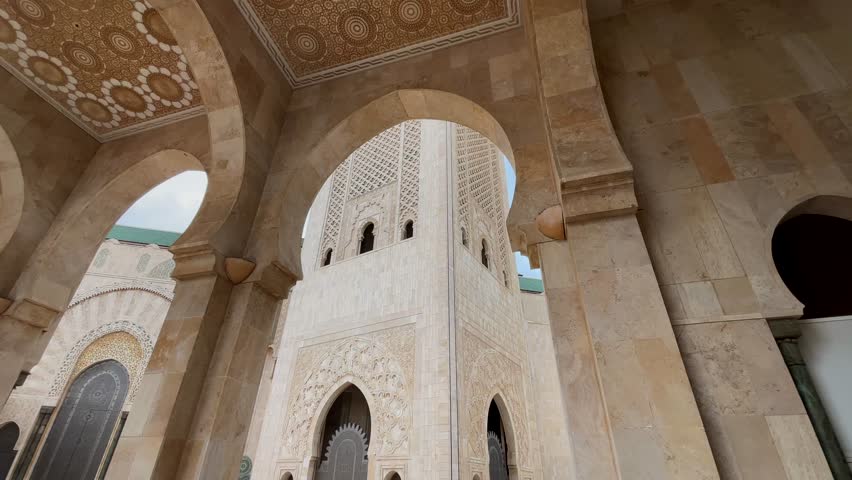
(235, 0), (520, 88)
(0, 0), (204, 142)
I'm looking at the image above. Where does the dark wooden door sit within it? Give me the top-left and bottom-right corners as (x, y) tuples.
(0, 422), (19, 479)
(30, 360), (129, 480)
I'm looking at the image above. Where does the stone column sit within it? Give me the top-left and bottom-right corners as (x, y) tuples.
(175, 265), (292, 479)
(104, 253), (293, 480)
(539, 214), (720, 480)
(773, 322), (852, 480)
(104, 248), (234, 480)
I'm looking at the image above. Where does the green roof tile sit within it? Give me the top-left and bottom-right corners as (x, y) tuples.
(107, 225), (181, 247)
(518, 276), (543, 293)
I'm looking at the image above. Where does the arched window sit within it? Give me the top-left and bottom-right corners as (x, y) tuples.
(322, 248), (333, 267)
(402, 220), (414, 240)
(480, 239), (489, 269)
(503, 271), (508, 287)
(461, 227), (468, 247)
(359, 222), (375, 254)
(280, 473), (293, 480)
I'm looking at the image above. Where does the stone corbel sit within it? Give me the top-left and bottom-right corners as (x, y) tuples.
(560, 170), (638, 223)
(257, 262), (298, 299)
(1, 298), (61, 330)
(535, 205), (566, 241)
(224, 257), (256, 284)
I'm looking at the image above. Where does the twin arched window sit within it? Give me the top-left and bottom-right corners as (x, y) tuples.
(359, 222), (375, 254)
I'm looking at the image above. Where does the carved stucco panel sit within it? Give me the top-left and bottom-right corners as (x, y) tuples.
(283, 325), (415, 458)
(463, 329), (530, 468)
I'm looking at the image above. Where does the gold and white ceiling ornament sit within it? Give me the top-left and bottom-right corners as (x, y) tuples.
(235, 0), (520, 88)
(0, 0), (204, 142)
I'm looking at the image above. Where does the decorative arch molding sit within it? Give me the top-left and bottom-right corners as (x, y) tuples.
(0, 124), (24, 256)
(283, 325), (415, 459)
(69, 280), (175, 308)
(20, 288), (169, 399)
(463, 331), (529, 468)
(47, 322), (153, 400)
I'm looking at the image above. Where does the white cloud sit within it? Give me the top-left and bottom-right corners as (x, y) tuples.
(116, 171), (207, 233)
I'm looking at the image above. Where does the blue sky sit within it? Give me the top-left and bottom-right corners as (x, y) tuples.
(117, 158), (542, 279)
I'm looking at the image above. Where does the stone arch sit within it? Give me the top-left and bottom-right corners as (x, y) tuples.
(384, 471), (402, 480)
(769, 194), (852, 318)
(253, 89), (520, 280)
(19, 288), (168, 399)
(307, 377), (378, 462)
(488, 392), (519, 470)
(0, 124), (24, 256)
(762, 194), (852, 318)
(11, 146), (205, 313)
(147, 0), (246, 255)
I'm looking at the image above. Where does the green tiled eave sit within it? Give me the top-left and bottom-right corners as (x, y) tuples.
(107, 225), (181, 247)
(518, 277), (543, 294)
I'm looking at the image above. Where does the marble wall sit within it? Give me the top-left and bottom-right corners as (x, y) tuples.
(591, 0), (852, 477)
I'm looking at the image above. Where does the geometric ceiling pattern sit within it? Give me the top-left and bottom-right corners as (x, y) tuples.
(235, 0), (520, 87)
(0, 0), (203, 142)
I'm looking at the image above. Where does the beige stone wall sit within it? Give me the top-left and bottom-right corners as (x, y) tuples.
(591, 0), (851, 477)
(519, 292), (575, 480)
(0, 68), (99, 296)
(0, 238), (174, 473)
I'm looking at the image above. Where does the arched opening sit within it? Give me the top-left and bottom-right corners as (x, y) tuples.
(0, 422), (19, 479)
(771, 196), (852, 478)
(281, 473), (293, 480)
(773, 213), (852, 319)
(359, 223), (376, 255)
(461, 227), (469, 247)
(314, 385), (371, 480)
(31, 359), (129, 480)
(402, 220), (414, 240)
(488, 399), (510, 480)
(384, 472), (401, 480)
(322, 248), (333, 267)
(481, 239), (490, 269)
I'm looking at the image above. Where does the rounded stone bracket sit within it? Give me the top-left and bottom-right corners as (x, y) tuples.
(535, 205), (565, 241)
(225, 257), (256, 284)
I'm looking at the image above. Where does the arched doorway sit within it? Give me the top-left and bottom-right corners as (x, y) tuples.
(0, 422), (19, 479)
(487, 399), (509, 480)
(315, 385), (371, 480)
(772, 198), (852, 478)
(30, 360), (129, 480)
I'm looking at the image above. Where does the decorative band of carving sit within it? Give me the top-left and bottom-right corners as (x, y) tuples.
(69, 280), (174, 308)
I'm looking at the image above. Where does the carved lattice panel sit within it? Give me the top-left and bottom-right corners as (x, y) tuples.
(318, 159), (351, 265)
(398, 121), (421, 233)
(348, 125), (401, 199)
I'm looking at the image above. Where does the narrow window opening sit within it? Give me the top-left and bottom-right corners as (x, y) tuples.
(322, 248), (333, 267)
(481, 239), (489, 269)
(503, 271), (508, 287)
(403, 220), (414, 240)
(461, 227), (468, 247)
(359, 223), (375, 254)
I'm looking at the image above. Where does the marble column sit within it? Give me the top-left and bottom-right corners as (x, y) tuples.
(773, 323), (851, 480)
(539, 214), (720, 480)
(104, 249), (234, 480)
(174, 269), (292, 479)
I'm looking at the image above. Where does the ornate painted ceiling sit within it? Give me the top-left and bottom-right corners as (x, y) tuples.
(236, 0), (520, 87)
(0, 0), (203, 142)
